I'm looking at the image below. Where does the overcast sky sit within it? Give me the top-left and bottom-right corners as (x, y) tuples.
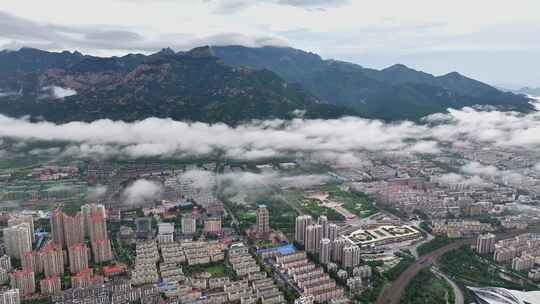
(1, 0), (539, 88)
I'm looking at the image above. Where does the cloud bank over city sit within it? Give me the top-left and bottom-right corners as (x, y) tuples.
(0, 113), (432, 161)
(176, 168), (330, 199)
(122, 179), (164, 205)
(1, 99), (540, 167)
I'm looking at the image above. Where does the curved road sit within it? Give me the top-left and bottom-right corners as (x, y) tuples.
(432, 267), (464, 304)
(376, 238), (471, 304)
(376, 230), (529, 304)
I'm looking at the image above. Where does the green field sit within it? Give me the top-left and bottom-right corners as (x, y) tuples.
(323, 185), (378, 218)
(223, 193), (299, 238)
(298, 197), (345, 221)
(204, 264), (226, 276)
(401, 268), (455, 304)
(184, 262), (229, 278)
(238, 210), (257, 221)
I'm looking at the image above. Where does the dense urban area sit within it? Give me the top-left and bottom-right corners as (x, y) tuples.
(1, 135), (540, 304)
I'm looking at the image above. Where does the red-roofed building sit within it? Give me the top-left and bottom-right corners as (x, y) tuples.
(71, 268), (104, 289)
(102, 264), (127, 277)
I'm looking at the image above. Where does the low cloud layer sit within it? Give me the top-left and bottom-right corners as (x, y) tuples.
(219, 171), (329, 193)
(0, 115), (436, 160)
(425, 106), (540, 147)
(44, 86), (77, 99)
(0, 100), (539, 166)
(434, 173), (487, 187)
(178, 169), (328, 198)
(458, 161), (531, 188)
(0, 90), (20, 98)
(87, 185), (108, 201)
(122, 179), (163, 205)
(461, 162), (499, 177)
(218, 171), (330, 200)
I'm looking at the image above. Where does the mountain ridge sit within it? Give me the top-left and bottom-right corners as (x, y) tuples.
(212, 45), (533, 120)
(0, 46), (350, 124)
(0, 45), (534, 123)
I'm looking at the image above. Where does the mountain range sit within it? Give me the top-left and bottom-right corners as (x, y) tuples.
(213, 46), (533, 120)
(0, 46), (534, 123)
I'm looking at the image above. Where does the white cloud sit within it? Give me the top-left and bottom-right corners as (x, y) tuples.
(221, 171), (328, 189)
(291, 109), (307, 118)
(310, 151), (371, 169)
(0, 115), (437, 160)
(458, 161), (531, 188)
(1, 103), (540, 162)
(28, 147), (61, 156)
(225, 148), (278, 160)
(62, 143), (122, 159)
(434, 173), (486, 187)
(180, 169), (216, 191)
(122, 179), (163, 205)
(404, 140), (440, 154)
(427, 107), (540, 148)
(0, 10), (287, 54)
(0, 90), (19, 98)
(277, 174), (330, 188)
(500, 171), (526, 186)
(48, 86), (77, 99)
(87, 185), (107, 200)
(217, 170), (329, 197)
(175, 168), (328, 199)
(461, 161), (499, 177)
